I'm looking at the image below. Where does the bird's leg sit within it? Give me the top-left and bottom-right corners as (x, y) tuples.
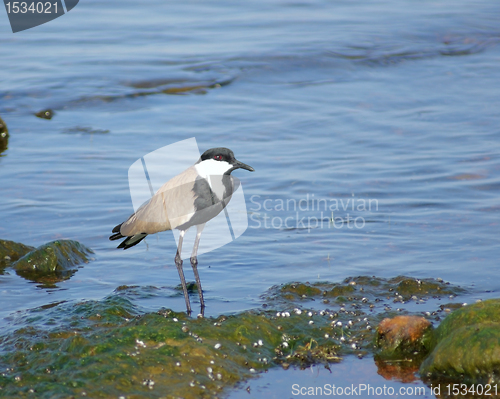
(175, 230), (191, 314)
(191, 223), (205, 312)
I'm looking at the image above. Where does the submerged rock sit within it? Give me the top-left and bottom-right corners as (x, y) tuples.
(265, 275), (464, 307)
(68, 77), (235, 108)
(0, 116), (8, 154)
(13, 239), (93, 283)
(420, 299), (500, 383)
(62, 126), (110, 135)
(0, 239), (34, 269)
(376, 315), (433, 357)
(35, 109), (54, 120)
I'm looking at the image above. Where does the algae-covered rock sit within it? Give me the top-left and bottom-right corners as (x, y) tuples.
(420, 299), (500, 383)
(0, 239), (34, 269)
(421, 322), (500, 383)
(433, 299), (500, 342)
(13, 240), (93, 283)
(376, 316), (433, 358)
(0, 295), (343, 399)
(393, 276), (453, 297)
(265, 276), (465, 308)
(34, 109), (54, 120)
(0, 116), (8, 154)
(0, 277), (470, 398)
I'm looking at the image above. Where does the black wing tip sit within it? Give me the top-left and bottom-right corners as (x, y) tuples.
(109, 232), (124, 241)
(116, 234), (147, 250)
(112, 223), (123, 233)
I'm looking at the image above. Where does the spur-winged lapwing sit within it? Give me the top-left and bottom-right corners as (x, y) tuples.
(109, 147), (254, 313)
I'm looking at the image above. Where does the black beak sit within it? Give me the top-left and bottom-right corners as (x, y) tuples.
(234, 160), (254, 172)
(225, 159), (254, 175)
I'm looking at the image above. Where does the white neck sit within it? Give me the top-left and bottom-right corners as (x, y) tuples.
(195, 159), (233, 189)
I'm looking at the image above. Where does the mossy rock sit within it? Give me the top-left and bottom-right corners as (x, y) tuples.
(433, 299), (500, 342)
(0, 239), (34, 269)
(13, 240), (93, 283)
(0, 277), (471, 398)
(420, 322), (500, 383)
(388, 275), (464, 298)
(0, 116), (8, 154)
(420, 299), (500, 383)
(280, 282), (323, 299)
(375, 316), (434, 360)
(0, 296), (343, 398)
(264, 276), (465, 307)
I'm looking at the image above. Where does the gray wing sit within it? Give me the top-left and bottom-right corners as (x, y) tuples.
(119, 166), (198, 236)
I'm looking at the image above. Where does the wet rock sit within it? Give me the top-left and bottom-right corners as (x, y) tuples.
(69, 77), (235, 108)
(0, 277), (470, 398)
(62, 126), (110, 135)
(390, 275), (464, 299)
(0, 116), (8, 154)
(432, 298), (500, 341)
(325, 284), (356, 298)
(0, 295), (342, 398)
(35, 109), (54, 119)
(420, 298), (500, 383)
(128, 77), (234, 95)
(264, 276), (465, 307)
(0, 239), (34, 269)
(375, 315), (433, 357)
(13, 240), (93, 282)
(280, 282), (322, 299)
(175, 281), (199, 293)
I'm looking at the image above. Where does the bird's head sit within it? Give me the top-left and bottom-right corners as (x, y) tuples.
(198, 147), (254, 175)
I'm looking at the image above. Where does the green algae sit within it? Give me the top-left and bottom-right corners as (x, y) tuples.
(391, 276), (459, 297)
(0, 300), (342, 398)
(0, 276), (468, 398)
(265, 276), (464, 308)
(420, 299), (500, 383)
(14, 240), (92, 273)
(433, 298), (500, 342)
(421, 322), (500, 383)
(12, 240), (93, 285)
(0, 239), (34, 270)
(1, 239), (93, 279)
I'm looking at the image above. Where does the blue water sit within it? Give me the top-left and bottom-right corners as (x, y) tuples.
(229, 357), (429, 399)
(1, 0), (500, 394)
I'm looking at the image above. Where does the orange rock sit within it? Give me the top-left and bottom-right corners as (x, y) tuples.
(376, 316), (432, 351)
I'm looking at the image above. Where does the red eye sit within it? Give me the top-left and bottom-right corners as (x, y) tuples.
(214, 155), (222, 161)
